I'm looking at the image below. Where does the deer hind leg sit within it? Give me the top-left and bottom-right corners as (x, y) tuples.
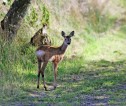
(53, 62), (58, 89)
(41, 62), (48, 91)
(37, 60), (42, 89)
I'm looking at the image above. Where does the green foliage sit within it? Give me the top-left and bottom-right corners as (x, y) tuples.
(117, 0), (126, 7)
(86, 9), (115, 33)
(26, 7), (38, 26)
(41, 5), (50, 25)
(25, 5), (50, 27)
(8, 0), (13, 5)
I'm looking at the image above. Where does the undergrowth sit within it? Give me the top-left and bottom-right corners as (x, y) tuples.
(1, 0), (126, 105)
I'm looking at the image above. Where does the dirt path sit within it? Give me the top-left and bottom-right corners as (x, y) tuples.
(1, 60), (126, 106)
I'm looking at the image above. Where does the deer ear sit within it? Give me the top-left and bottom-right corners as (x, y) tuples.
(61, 31), (65, 37)
(69, 31), (74, 37)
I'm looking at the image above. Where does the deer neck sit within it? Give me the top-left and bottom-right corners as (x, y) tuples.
(60, 42), (68, 53)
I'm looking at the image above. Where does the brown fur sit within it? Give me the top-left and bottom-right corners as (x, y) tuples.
(36, 31), (74, 90)
(30, 24), (51, 46)
(36, 44), (66, 62)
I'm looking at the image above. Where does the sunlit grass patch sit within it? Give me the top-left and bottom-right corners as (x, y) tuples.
(116, 0), (126, 8)
(83, 31), (126, 61)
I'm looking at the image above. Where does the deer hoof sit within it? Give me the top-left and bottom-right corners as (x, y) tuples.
(37, 85), (39, 89)
(44, 86), (47, 91)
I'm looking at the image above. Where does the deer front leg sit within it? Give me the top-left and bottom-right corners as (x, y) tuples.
(37, 60), (42, 89)
(53, 62), (58, 89)
(41, 62), (48, 91)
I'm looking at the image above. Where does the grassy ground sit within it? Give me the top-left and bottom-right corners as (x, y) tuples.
(1, 58), (126, 105)
(1, 0), (126, 106)
(1, 27), (126, 105)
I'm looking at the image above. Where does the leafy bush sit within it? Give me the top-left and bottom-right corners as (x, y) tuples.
(26, 7), (38, 27)
(41, 5), (50, 25)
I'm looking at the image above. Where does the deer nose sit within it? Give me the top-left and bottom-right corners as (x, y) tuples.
(67, 42), (70, 45)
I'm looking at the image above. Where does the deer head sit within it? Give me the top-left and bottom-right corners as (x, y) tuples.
(61, 31), (74, 45)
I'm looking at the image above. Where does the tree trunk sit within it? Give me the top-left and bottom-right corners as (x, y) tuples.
(1, 0), (31, 42)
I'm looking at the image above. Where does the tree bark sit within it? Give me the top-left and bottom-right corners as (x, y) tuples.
(1, 0), (31, 41)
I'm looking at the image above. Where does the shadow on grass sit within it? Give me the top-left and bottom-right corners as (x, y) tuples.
(1, 59), (126, 105)
(46, 59), (126, 105)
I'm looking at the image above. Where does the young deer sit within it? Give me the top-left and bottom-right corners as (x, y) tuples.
(30, 24), (51, 46)
(36, 31), (74, 90)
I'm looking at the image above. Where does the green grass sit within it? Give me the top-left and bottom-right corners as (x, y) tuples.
(1, 58), (126, 105)
(1, 33), (126, 105)
(1, 0), (126, 105)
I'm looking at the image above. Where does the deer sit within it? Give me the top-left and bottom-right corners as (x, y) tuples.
(36, 31), (75, 90)
(30, 24), (51, 46)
